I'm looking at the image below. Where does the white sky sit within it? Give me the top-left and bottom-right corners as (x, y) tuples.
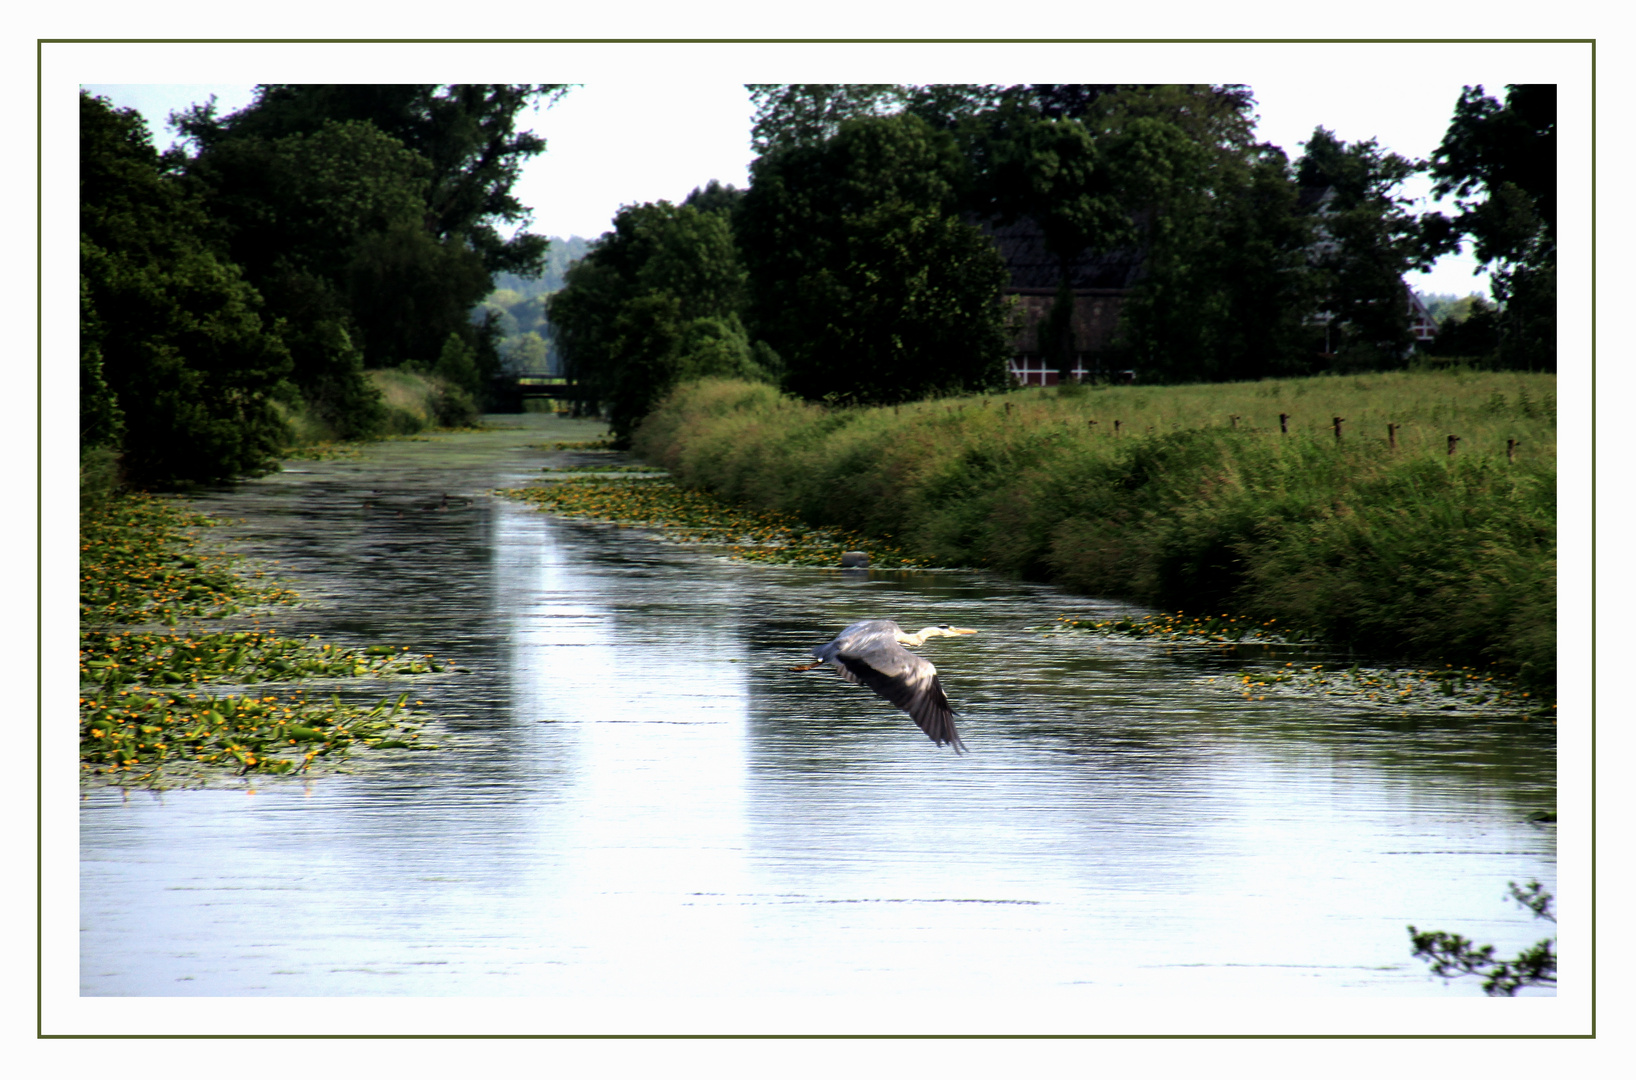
(78, 42), (1590, 300)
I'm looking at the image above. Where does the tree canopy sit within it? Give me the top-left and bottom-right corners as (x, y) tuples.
(80, 91), (293, 486)
(1428, 84), (1556, 370)
(81, 83), (574, 488)
(737, 112), (1012, 404)
(547, 201), (767, 443)
(1294, 126), (1436, 365)
(171, 84), (570, 402)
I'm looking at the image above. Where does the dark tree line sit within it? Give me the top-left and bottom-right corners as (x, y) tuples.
(554, 81), (1556, 444)
(80, 84), (569, 488)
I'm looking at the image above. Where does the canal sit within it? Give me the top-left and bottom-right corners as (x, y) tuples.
(77, 413), (1557, 1018)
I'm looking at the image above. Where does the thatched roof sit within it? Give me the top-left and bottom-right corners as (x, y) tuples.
(975, 216), (1147, 291)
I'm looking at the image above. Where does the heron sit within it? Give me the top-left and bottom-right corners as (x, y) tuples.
(791, 619), (977, 752)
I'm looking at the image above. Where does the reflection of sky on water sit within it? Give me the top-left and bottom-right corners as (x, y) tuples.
(79, 422), (1555, 1003)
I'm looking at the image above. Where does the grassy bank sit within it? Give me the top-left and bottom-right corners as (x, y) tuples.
(633, 373), (1556, 692)
(271, 367), (480, 452)
(79, 493), (443, 786)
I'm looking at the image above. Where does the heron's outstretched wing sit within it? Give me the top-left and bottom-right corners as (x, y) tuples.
(830, 638), (967, 753)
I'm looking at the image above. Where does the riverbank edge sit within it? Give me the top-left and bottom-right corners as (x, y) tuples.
(632, 377), (1557, 696)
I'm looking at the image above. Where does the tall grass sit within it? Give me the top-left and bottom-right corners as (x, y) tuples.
(634, 372), (1556, 690)
(367, 368), (479, 434)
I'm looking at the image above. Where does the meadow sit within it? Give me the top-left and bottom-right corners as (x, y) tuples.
(633, 371), (1557, 692)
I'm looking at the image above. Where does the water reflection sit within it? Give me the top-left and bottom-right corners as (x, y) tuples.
(80, 420), (1555, 1000)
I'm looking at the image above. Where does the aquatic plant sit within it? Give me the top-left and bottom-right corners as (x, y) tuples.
(1041, 611), (1548, 715)
(498, 476), (930, 569)
(80, 629), (441, 690)
(79, 688), (429, 783)
(79, 492), (442, 785)
(79, 493), (297, 625)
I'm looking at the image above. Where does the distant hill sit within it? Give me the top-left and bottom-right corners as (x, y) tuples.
(479, 236), (595, 374)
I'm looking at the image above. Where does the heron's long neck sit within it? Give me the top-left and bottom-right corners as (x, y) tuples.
(897, 628), (939, 647)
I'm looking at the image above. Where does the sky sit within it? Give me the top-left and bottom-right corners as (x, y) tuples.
(80, 53), (1579, 301)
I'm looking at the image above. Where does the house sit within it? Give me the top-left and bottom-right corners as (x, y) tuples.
(1407, 288), (1438, 343)
(983, 192), (1436, 384)
(1300, 184), (1438, 354)
(979, 217), (1143, 386)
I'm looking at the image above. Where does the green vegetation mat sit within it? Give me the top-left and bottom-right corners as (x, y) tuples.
(1044, 612), (1549, 716)
(79, 493), (444, 786)
(498, 476), (929, 568)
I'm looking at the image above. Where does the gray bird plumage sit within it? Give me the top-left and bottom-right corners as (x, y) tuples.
(795, 619), (976, 752)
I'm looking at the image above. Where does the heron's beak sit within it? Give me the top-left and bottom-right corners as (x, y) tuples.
(948, 627), (977, 635)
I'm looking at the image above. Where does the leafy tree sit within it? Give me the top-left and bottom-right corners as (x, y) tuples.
(503, 331), (550, 371)
(683, 179), (746, 216)
(547, 201), (766, 442)
(737, 112), (1011, 404)
(1409, 881), (1557, 996)
(898, 84), (1009, 131)
(1187, 144), (1319, 380)
(1296, 126), (1436, 366)
(172, 84), (568, 415)
(431, 331), (480, 394)
(80, 91), (293, 486)
(1051, 87), (1314, 383)
(964, 107), (1126, 274)
(747, 84), (906, 155)
(78, 261), (123, 454)
(175, 83), (571, 278)
(748, 84), (1010, 154)
(1428, 85), (1556, 371)
(1423, 293), (1502, 358)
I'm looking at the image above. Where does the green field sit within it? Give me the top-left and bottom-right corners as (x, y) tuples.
(633, 372), (1557, 692)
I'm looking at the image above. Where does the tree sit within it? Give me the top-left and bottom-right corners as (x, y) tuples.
(1409, 881), (1557, 996)
(683, 179), (746, 216)
(181, 117), (443, 429)
(80, 91), (293, 487)
(1425, 294), (1502, 358)
(1184, 144), (1318, 380)
(747, 84), (906, 155)
(175, 84), (570, 278)
(1296, 127), (1436, 366)
(963, 106), (1127, 273)
(737, 112), (1012, 404)
(1058, 87), (1313, 382)
(547, 201), (767, 443)
(172, 84), (568, 415)
(503, 331), (550, 372)
(1428, 85), (1556, 371)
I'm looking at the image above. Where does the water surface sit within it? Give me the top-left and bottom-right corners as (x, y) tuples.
(80, 415), (1556, 1003)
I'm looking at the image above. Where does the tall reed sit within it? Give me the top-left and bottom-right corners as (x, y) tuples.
(634, 373), (1557, 690)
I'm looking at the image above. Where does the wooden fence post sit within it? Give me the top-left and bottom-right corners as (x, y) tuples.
(1113, 419), (1121, 436)
(1447, 434), (1460, 456)
(1279, 413), (1289, 434)
(1230, 415), (1240, 429)
(1507, 438), (1519, 463)
(1332, 416), (1345, 442)
(1388, 423), (1398, 449)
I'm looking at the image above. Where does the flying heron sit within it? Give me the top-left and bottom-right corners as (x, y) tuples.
(791, 619), (976, 752)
